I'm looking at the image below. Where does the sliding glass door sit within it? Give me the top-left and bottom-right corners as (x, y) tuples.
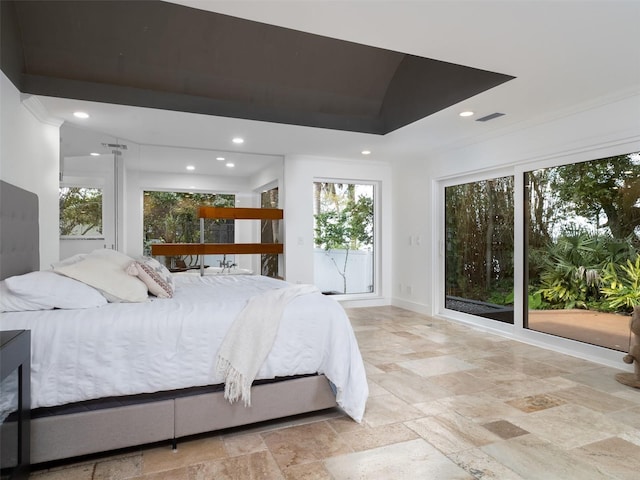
(525, 152), (639, 350)
(444, 176), (514, 323)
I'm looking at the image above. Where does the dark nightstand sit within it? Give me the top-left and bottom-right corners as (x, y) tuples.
(1, 330), (30, 480)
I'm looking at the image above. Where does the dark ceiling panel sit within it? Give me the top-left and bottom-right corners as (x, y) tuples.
(3, 0), (514, 134)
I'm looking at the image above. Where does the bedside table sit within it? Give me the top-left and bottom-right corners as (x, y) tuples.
(1, 330), (30, 480)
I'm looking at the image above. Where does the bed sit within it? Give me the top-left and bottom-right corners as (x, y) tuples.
(0, 181), (368, 465)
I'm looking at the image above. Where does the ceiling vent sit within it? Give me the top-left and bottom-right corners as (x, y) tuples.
(476, 112), (505, 122)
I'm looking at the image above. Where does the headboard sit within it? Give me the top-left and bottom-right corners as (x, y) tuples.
(0, 180), (40, 280)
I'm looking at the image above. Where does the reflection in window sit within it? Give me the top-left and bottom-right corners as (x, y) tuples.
(313, 182), (374, 295)
(59, 187), (103, 237)
(525, 152), (639, 350)
(143, 191), (235, 268)
(445, 176), (515, 323)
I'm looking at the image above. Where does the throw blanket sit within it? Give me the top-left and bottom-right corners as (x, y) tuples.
(215, 284), (320, 406)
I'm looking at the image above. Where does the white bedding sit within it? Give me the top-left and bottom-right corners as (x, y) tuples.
(0, 275), (368, 422)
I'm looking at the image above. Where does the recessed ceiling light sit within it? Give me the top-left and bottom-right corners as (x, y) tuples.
(90, 152), (100, 156)
(216, 157), (225, 161)
(226, 162), (235, 168)
(459, 111), (474, 117)
(232, 137), (244, 144)
(73, 111), (90, 119)
(361, 150), (371, 155)
(186, 165), (195, 171)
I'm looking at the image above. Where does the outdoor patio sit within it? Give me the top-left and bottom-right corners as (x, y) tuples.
(528, 309), (633, 352)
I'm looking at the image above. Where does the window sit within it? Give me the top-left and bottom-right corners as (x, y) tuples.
(313, 182), (374, 295)
(525, 152), (640, 350)
(143, 191), (235, 268)
(444, 176), (515, 323)
(59, 187), (103, 238)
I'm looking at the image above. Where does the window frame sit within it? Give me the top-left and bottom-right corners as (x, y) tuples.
(313, 177), (381, 300)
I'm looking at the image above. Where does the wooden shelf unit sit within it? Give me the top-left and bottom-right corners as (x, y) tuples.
(150, 207), (283, 258)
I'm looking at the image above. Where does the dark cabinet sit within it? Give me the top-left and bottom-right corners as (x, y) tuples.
(1, 330), (30, 480)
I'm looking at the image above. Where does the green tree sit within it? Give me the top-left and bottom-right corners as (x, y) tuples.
(314, 184), (373, 293)
(551, 154), (640, 242)
(59, 187), (103, 236)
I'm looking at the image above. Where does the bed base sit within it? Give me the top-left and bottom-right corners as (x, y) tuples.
(31, 375), (337, 464)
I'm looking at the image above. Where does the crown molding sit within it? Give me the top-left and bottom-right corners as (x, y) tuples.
(20, 94), (64, 127)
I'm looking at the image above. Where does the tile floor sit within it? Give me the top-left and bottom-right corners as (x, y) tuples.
(30, 306), (640, 479)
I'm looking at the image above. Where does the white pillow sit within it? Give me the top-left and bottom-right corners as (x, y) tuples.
(54, 252), (149, 303)
(127, 257), (174, 298)
(0, 281), (51, 312)
(2, 271), (107, 310)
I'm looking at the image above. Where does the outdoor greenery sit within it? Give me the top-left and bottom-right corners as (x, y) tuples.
(59, 187), (103, 236)
(313, 182), (374, 294)
(143, 191), (235, 264)
(445, 176), (515, 306)
(445, 151), (639, 316)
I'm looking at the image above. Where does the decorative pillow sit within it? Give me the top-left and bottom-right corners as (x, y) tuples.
(2, 271), (107, 310)
(127, 256), (174, 298)
(54, 252), (149, 303)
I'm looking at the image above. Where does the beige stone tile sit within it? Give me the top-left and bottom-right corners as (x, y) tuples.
(29, 464), (94, 480)
(511, 403), (630, 449)
(552, 384), (638, 413)
(360, 393), (424, 427)
(481, 434), (613, 480)
(398, 354), (477, 377)
(448, 448), (527, 480)
(282, 461), (333, 480)
(339, 422), (419, 452)
(564, 366), (634, 393)
(506, 393), (567, 413)
(142, 436), (226, 474)
(405, 411), (501, 455)
(94, 454), (143, 479)
(189, 451), (284, 480)
(481, 420), (529, 439)
(366, 378), (390, 397)
(368, 369), (452, 403)
(483, 376), (567, 401)
(261, 421), (351, 469)
(607, 404), (640, 429)
(324, 439), (473, 480)
(427, 370), (497, 395)
(436, 393), (526, 423)
(222, 433), (267, 457)
(572, 436), (640, 480)
(128, 467), (191, 480)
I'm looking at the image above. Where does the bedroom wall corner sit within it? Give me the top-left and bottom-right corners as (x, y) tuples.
(0, 72), (62, 270)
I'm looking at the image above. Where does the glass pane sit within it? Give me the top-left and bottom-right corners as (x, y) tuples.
(525, 152), (640, 351)
(261, 187), (280, 278)
(59, 187), (103, 237)
(313, 182), (374, 295)
(445, 176), (514, 323)
(143, 191), (235, 269)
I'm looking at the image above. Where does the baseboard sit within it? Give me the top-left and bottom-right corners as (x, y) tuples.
(390, 298), (431, 315)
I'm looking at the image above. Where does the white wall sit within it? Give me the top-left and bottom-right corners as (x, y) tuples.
(283, 155), (392, 306)
(0, 73), (62, 269)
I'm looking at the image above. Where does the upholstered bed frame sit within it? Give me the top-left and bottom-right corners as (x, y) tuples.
(0, 181), (337, 465)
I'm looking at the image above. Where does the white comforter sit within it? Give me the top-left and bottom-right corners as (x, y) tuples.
(0, 275), (368, 421)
